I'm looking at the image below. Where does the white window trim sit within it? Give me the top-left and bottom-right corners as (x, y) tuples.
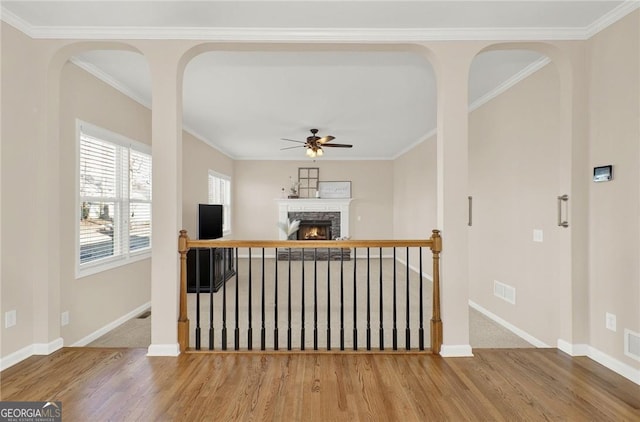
(208, 169), (232, 236)
(76, 119), (151, 279)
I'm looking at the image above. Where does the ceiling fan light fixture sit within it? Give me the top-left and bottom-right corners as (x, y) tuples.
(281, 129), (351, 158)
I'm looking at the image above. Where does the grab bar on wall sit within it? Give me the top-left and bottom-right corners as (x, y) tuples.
(468, 196), (473, 226)
(557, 194), (569, 228)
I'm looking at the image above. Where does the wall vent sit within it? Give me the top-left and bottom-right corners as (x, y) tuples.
(493, 280), (516, 305)
(624, 329), (640, 362)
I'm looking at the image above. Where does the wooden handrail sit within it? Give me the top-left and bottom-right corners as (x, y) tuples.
(186, 238), (434, 249)
(177, 229), (443, 354)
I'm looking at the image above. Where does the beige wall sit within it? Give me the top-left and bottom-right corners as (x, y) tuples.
(2, 11), (639, 376)
(58, 61), (152, 345)
(234, 160), (394, 241)
(182, 132), (234, 236)
(468, 63), (564, 346)
(588, 11), (640, 367)
(1, 24), (42, 356)
(393, 136), (437, 276)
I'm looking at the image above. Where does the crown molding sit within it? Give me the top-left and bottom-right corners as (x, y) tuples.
(0, 7), (34, 37)
(391, 128), (437, 160)
(70, 57), (151, 109)
(3, 25), (589, 42)
(469, 56), (551, 112)
(3, 3), (639, 42)
(584, 0), (640, 39)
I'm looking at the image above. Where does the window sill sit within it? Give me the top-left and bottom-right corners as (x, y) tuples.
(76, 251), (151, 279)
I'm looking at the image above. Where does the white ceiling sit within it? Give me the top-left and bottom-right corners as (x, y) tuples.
(3, 1), (636, 160)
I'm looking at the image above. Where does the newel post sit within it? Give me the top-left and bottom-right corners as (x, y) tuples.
(430, 230), (443, 354)
(178, 230), (190, 352)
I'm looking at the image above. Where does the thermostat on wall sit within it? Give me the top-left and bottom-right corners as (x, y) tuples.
(593, 165), (613, 182)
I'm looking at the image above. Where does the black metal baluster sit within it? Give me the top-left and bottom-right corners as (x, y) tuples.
(274, 248), (279, 351)
(419, 247), (424, 351)
(234, 248), (240, 350)
(261, 248), (266, 351)
(222, 248), (227, 350)
(287, 248), (292, 351)
(379, 247), (384, 351)
(313, 248), (318, 351)
(366, 248), (371, 351)
(393, 247), (397, 351)
(339, 248), (346, 350)
(209, 249), (214, 350)
(328, 248), (332, 351)
(195, 249), (201, 350)
(406, 247), (410, 350)
(353, 247), (357, 351)
(247, 248), (253, 351)
(301, 248), (305, 350)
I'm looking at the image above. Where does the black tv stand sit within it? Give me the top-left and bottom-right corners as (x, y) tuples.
(186, 248), (236, 293)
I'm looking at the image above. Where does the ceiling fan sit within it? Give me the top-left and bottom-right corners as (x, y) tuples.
(281, 128), (353, 158)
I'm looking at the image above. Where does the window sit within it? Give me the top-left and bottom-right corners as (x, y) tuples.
(77, 120), (152, 277)
(208, 170), (231, 235)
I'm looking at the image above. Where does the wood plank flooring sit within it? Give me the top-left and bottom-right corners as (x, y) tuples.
(1, 348), (639, 421)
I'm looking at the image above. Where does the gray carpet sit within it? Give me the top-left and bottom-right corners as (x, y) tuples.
(87, 258), (534, 349)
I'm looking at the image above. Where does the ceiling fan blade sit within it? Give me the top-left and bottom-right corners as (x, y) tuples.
(318, 136), (335, 144)
(321, 143), (352, 148)
(280, 145), (305, 151)
(281, 138), (306, 144)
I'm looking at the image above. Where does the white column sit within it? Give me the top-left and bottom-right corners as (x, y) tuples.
(432, 45), (477, 356)
(145, 47), (185, 356)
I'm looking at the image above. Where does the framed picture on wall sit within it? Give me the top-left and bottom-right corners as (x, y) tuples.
(318, 181), (351, 199)
(298, 167), (319, 198)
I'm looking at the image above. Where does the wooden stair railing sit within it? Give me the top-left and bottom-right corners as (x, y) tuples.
(178, 231), (442, 354)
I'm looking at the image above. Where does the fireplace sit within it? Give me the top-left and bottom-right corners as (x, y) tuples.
(276, 198), (352, 260)
(297, 220), (332, 240)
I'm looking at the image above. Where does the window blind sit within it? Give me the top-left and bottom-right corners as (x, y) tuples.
(78, 121), (151, 274)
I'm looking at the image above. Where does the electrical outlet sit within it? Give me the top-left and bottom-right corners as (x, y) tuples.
(61, 311), (70, 326)
(5, 310), (17, 328)
(605, 312), (616, 332)
(533, 229), (543, 242)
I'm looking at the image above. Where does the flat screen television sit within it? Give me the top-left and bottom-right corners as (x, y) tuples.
(198, 204), (223, 240)
(188, 204), (228, 293)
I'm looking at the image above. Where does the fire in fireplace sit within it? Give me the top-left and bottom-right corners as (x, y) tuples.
(297, 220), (332, 240)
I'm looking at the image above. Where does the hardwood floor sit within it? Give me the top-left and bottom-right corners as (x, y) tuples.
(1, 348), (639, 421)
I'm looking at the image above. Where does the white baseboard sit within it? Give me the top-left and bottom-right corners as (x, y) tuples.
(71, 302), (151, 347)
(557, 339), (589, 356)
(557, 339), (640, 385)
(396, 257), (433, 282)
(1, 337), (64, 371)
(147, 343), (180, 356)
(1, 344), (35, 371)
(33, 337), (64, 355)
(469, 300), (549, 348)
(440, 344), (474, 357)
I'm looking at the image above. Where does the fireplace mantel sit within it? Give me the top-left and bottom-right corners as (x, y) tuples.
(275, 198), (352, 240)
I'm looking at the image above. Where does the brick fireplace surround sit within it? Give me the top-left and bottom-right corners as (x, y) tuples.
(276, 199), (352, 260)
